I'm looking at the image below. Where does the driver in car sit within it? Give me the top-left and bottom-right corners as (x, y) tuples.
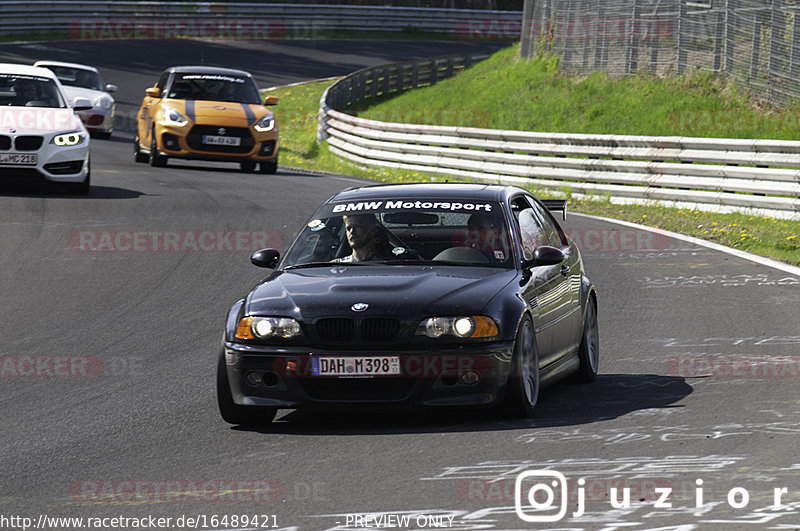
(334, 214), (392, 262)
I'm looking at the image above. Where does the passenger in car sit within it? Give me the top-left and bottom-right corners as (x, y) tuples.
(467, 213), (509, 262)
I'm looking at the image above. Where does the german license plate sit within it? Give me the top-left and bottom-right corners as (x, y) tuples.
(202, 135), (240, 146)
(311, 356), (401, 376)
(0, 153), (37, 165)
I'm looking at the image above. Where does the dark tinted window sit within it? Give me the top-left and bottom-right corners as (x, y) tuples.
(166, 73), (261, 104)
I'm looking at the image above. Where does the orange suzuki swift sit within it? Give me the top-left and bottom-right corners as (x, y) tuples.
(135, 66), (279, 173)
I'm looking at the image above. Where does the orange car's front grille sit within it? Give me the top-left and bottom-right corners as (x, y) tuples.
(185, 126), (254, 154)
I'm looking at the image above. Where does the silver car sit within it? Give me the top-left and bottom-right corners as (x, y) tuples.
(34, 61), (116, 139)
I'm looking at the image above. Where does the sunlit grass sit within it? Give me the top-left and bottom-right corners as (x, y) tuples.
(267, 71), (800, 267)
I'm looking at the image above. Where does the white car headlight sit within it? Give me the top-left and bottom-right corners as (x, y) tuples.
(92, 95), (113, 110)
(51, 131), (86, 146)
(235, 316), (302, 340)
(162, 107), (188, 126)
(254, 114), (275, 132)
(416, 316), (498, 339)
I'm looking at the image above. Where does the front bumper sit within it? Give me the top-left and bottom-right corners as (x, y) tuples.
(223, 341), (515, 408)
(156, 123), (278, 162)
(0, 138), (89, 184)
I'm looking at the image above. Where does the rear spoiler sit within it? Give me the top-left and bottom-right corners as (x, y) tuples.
(541, 199), (567, 221)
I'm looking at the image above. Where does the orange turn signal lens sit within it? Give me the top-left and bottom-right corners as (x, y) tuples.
(235, 317), (255, 339)
(471, 316), (499, 338)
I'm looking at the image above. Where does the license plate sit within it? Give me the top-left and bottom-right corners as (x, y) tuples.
(0, 153), (37, 165)
(311, 356), (401, 376)
(202, 135), (241, 146)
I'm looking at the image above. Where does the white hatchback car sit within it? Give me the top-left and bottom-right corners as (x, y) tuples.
(34, 61), (116, 139)
(0, 64), (92, 194)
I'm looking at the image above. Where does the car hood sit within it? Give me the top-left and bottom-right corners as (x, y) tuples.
(245, 266), (518, 319)
(61, 86), (105, 102)
(167, 99), (267, 126)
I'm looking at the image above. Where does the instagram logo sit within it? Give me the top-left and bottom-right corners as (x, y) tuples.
(514, 470), (568, 522)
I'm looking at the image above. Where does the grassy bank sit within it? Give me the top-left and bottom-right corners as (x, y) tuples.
(267, 50), (800, 267)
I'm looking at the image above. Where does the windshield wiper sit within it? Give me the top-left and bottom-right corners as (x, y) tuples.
(283, 261), (369, 270)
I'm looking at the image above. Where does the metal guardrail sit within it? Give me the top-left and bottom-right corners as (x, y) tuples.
(319, 56), (800, 220)
(0, 2), (520, 39)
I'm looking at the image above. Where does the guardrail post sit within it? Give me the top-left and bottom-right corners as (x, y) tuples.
(725, 0), (735, 73)
(677, 0), (688, 74)
(411, 63), (419, 89)
(768, 0), (783, 95)
(750, 7), (764, 80)
(626, 0), (641, 74)
(791, 3), (800, 82)
(520, 0), (536, 59)
(430, 60), (439, 86)
(713, 2), (725, 72)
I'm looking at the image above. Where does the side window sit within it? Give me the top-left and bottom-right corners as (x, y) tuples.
(510, 196), (547, 260)
(528, 198), (566, 248)
(155, 72), (171, 92)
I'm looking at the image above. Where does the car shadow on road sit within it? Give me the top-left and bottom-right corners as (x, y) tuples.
(231, 373), (693, 435)
(0, 183), (145, 199)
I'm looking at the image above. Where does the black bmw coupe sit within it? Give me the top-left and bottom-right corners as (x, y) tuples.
(218, 183), (599, 425)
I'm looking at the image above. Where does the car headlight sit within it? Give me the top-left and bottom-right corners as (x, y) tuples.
(162, 106), (188, 126)
(92, 95), (113, 110)
(51, 131), (86, 146)
(416, 316), (498, 339)
(254, 114), (275, 132)
(235, 316), (302, 340)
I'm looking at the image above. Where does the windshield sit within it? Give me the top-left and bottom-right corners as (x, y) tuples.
(166, 73), (261, 104)
(41, 66), (104, 91)
(0, 74), (67, 108)
(282, 199), (514, 268)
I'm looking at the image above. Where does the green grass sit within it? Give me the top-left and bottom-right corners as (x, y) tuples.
(267, 53), (800, 267)
(353, 44), (800, 139)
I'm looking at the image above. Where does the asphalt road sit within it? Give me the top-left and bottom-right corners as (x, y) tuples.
(2, 39), (800, 531)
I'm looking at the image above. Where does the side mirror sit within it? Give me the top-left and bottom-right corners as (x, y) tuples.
(521, 246), (564, 270)
(145, 87), (161, 98)
(104, 84), (117, 93)
(72, 97), (93, 112)
(264, 95), (279, 106)
(250, 248), (280, 268)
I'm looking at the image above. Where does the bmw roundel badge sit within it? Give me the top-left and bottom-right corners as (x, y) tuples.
(351, 303), (369, 312)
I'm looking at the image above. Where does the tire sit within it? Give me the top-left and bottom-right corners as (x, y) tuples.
(240, 160), (257, 173)
(217, 349), (276, 426)
(134, 134), (149, 163)
(502, 318), (539, 418)
(259, 159), (277, 174)
(572, 295), (599, 383)
(149, 130), (167, 167)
